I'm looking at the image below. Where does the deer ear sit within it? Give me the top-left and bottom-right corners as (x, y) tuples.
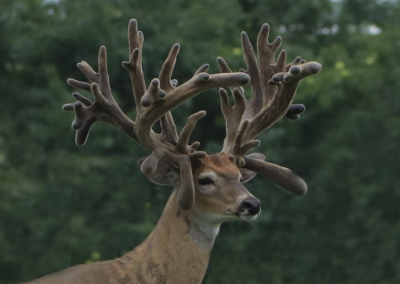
(138, 155), (195, 210)
(138, 155), (179, 186)
(239, 153), (265, 183)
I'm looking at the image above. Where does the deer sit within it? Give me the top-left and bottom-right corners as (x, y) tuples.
(23, 19), (321, 284)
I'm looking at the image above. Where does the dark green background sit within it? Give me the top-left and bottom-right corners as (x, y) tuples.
(1, 0), (399, 283)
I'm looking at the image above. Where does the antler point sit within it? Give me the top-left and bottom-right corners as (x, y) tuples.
(239, 73), (250, 85)
(151, 78), (160, 86)
(290, 65), (301, 75)
(310, 62), (323, 74)
(129, 19), (138, 27)
(197, 73), (209, 81)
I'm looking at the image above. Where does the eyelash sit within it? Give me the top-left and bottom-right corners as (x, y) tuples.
(198, 178), (214, 185)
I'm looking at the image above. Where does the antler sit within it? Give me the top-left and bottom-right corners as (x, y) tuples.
(63, 19), (250, 209)
(63, 46), (137, 145)
(217, 24), (322, 195)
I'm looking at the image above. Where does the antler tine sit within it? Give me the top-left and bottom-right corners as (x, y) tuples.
(194, 64), (210, 76)
(243, 157), (307, 196)
(217, 57), (245, 96)
(220, 88), (246, 154)
(232, 120), (260, 157)
(122, 19), (147, 111)
(128, 19), (142, 55)
(285, 104), (306, 120)
(257, 23), (282, 104)
(177, 111), (206, 153)
(77, 61), (97, 85)
(177, 156), (195, 210)
(160, 112), (179, 144)
(98, 46), (112, 99)
(216, 56), (232, 73)
(65, 46), (137, 146)
(270, 49), (287, 75)
(241, 32), (263, 118)
(159, 44), (180, 93)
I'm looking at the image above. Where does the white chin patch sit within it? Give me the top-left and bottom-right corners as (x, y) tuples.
(239, 214), (259, 222)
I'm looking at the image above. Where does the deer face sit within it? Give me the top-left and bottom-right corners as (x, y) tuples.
(141, 153), (261, 223)
(192, 154), (261, 223)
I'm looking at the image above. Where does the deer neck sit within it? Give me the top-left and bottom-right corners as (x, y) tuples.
(119, 189), (220, 284)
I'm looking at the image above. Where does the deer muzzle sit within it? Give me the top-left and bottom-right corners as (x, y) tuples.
(238, 197), (261, 216)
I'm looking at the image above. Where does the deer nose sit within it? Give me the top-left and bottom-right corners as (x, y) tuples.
(239, 198), (261, 215)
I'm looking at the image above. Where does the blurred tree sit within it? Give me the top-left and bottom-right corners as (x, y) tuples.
(0, 0), (399, 283)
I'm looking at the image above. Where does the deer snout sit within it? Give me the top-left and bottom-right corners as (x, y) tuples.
(239, 197), (261, 216)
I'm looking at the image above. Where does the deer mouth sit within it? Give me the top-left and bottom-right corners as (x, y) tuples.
(228, 209), (260, 221)
(239, 211), (260, 221)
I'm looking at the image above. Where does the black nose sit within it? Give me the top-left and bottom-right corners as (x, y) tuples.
(239, 198), (261, 215)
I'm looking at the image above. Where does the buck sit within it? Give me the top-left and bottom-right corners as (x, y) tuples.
(24, 19), (321, 284)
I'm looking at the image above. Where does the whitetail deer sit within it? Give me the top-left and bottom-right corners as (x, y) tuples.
(24, 19), (321, 284)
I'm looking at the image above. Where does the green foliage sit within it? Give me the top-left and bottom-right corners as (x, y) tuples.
(0, 0), (399, 283)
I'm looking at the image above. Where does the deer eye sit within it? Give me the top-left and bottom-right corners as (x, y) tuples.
(240, 178), (244, 183)
(198, 177), (214, 185)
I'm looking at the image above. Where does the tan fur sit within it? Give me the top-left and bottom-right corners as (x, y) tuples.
(24, 154), (255, 284)
(193, 154), (255, 221)
(40, 18), (316, 284)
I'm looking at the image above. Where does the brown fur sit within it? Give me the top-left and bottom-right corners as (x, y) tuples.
(193, 154), (255, 219)
(24, 154), (254, 284)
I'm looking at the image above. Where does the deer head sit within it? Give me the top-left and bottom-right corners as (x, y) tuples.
(64, 19), (321, 226)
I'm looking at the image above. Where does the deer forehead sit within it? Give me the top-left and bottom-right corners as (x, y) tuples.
(194, 154), (240, 178)
(197, 169), (241, 180)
